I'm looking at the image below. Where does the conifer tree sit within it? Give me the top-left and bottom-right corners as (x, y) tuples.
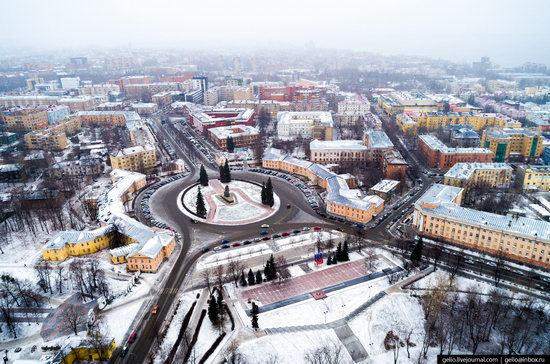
(410, 237), (424, 264)
(251, 302), (259, 330)
(199, 164), (209, 186)
(207, 295), (219, 324)
(327, 255), (332, 265)
(255, 270), (263, 284)
(333, 254), (338, 264)
(227, 136), (235, 153)
(261, 182), (267, 205)
(247, 269), (255, 286)
(336, 242), (343, 261)
(265, 177), (274, 207)
(342, 240), (350, 261)
(196, 187), (207, 218)
(239, 270), (247, 287)
(224, 160), (231, 183)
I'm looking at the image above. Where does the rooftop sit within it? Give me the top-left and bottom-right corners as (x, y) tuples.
(365, 130), (393, 148)
(309, 139), (367, 151)
(445, 162), (512, 180)
(419, 134), (494, 155)
(369, 179), (400, 193)
(209, 125), (259, 139)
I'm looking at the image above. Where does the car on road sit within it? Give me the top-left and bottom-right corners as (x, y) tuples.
(273, 234), (281, 239)
(261, 236), (271, 241)
(242, 240), (252, 245)
(151, 304), (159, 315)
(201, 247), (210, 253)
(220, 239), (230, 245)
(313, 226), (321, 231)
(486, 261), (497, 267)
(261, 224), (270, 228)
(221, 244), (230, 249)
(128, 331), (137, 344)
(293, 229), (301, 234)
(253, 238), (262, 243)
(260, 229), (269, 235)
(120, 346), (129, 357)
(302, 226), (311, 231)
(286, 204), (291, 209)
(213, 246), (222, 252)
(282, 232), (290, 237)
(231, 242), (241, 247)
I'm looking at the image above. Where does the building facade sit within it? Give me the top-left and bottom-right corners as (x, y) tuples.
(418, 134), (494, 170)
(481, 128), (543, 162)
(110, 145), (157, 172)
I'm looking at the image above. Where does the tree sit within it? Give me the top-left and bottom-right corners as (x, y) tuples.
(227, 137), (235, 153)
(327, 256), (332, 266)
(384, 330), (402, 364)
(61, 304), (85, 335)
(199, 165), (209, 186)
(224, 160), (232, 183)
(364, 249), (378, 271)
(343, 241), (351, 261)
(227, 259), (244, 287)
(224, 185), (231, 198)
(202, 268), (213, 295)
(251, 302), (259, 330)
(214, 265), (225, 290)
(261, 182), (267, 205)
(239, 270), (247, 287)
(275, 256), (291, 283)
(255, 270), (263, 284)
(332, 254), (338, 265)
(265, 255), (277, 281)
(264, 178), (274, 207)
(208, 295), (219, 324)
(196, 187), (207, 218)
(304, 340), (345, 364)
(410, 237), (423, 264)
(247, 269), (255, 286)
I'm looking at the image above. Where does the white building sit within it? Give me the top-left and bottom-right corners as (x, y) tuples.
(60, 77), (81, 90)
(276, 111), (333, 139)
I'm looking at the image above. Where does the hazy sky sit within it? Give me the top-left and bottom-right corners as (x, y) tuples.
(2, 0), (549, 66)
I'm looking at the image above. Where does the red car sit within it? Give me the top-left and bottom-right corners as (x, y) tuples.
(313, 226), (321, 231)
(262, 236), (271, 241)
(231, 242), (241, 247)
(128, 331), (137, 344)
(281, 232), (290, 237)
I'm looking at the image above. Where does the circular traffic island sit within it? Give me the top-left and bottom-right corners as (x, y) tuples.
(178, 179), (280, 225)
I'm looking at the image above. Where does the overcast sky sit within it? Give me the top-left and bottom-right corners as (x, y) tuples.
(2, 0), (549, 66)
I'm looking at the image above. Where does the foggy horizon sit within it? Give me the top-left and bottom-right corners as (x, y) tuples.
(2, 0), (549, 67)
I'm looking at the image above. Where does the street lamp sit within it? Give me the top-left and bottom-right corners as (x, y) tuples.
(341, 304), (346, 318)
(323, 310), (328, 324)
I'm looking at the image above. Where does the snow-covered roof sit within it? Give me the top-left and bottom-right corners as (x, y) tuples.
(45, 225), (115, 250)
(365, 130), (393, 148)
(309, 139), (367, 151)
(112, 144), (155, 157)
(277, 111), (333, 127)
(369, 179), (400, 193)
(362, 195), (384, 207)
(416, 183), (463, 207)
(444, 163), (512, 180)
(209, 125), (259, 139)
(419, 134), (493, 155)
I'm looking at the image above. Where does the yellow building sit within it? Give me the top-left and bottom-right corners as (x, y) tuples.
(262, 148), (383, 224)
(443, 162), (513, 189)
(24, 116), (81, 150)
(396, 112), (516, 135)
(481, 128), (543, 162)
(54, 337), (116, 363)
(413, 184), (550, 269)
(517, 165), (550, 191)
(42, 225), (116, 261)
(110, 145), (157, 172)
(75, 111), (128, 125)
(2, 107), (49, 131)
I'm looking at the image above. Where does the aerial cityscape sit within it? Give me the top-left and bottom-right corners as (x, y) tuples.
(0, 1), (549, 363)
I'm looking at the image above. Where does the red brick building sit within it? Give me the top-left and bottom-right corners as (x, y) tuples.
(418, 134), (494, 170)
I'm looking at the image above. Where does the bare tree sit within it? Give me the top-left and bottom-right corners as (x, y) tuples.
(384, 330), (402, 364)
(227, 259), (244, 287)
(364, 249), (378, 272)
(202, 268), (213, 294)
(275, 256), (291, 283)
(304, 340), (345, 364)
(61, 304), (86, 335)
(224, 339), (248, 364)
(214, 265), (226, 290)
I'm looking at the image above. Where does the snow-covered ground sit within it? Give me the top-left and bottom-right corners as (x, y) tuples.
(348, 293), (427, 364)
(238, 329), (353, 364)
(197, 243), (273, 271)
(245, 275), (391, 329)
(182, 184), (213, 215)
(154, 290), (198, 364)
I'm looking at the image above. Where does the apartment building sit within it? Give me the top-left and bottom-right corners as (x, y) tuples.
(418, 134), (494, 170)
(191, 108), (255, 134)
(2, 107), (49, 131)
(208, 125), (260, 150)
(481, 128), (543, 162)
(413, 184), (550, 269)
(517, 165), (550, 191)
(382, 149), (408, 181)
(277, 111), (334, 140)
(152, 92), (173, 107)
(110, 145), (157, 172)
(378, 91), (438, 116)
(24, 117), (82, 150)
(226, 100), (291, 119)
(309, 139), (368, 165)
(443, 163), (513, 189)
(364, 130), (394, 164)
(396, 112), (514, 135)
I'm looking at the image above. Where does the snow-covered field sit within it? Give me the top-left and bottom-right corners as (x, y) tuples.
(197, 243), (273, 271)
(348, 293), (426, 364)
(238, 330), (353, 364)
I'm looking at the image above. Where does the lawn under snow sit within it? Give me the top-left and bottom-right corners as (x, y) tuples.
(238, 329), (354, 364)
(348, 293), (426, 364)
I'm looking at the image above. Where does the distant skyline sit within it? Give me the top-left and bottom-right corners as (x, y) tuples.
(2, 0), (549, 67)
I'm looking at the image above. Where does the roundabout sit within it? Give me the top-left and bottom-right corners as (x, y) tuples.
(177, 179), (280, 225)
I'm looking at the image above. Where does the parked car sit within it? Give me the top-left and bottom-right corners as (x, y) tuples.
(260, 229), (269, 235)
(302, 226), (311, 231)
(231, 242), (242, 247)
(220, 239), (230, 245)
(221, 244), (230, 249)
(282, 232), (290, 237)
(313, 226), (321, 231)
(243, 240), (252, 245)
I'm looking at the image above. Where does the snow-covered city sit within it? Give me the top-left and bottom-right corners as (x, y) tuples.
(0, 1), (550, 363)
